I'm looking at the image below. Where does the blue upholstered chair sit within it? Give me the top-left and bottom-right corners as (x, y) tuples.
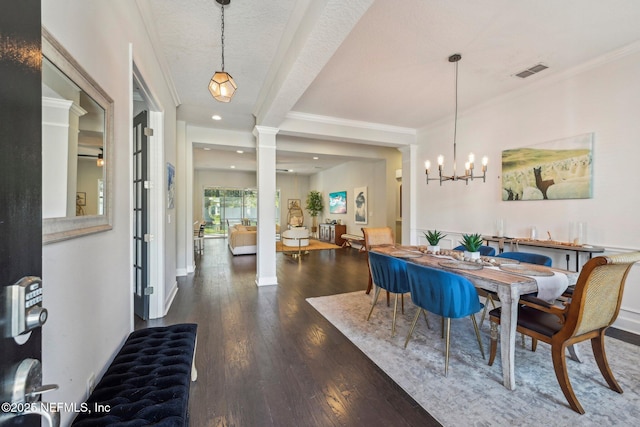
(404, 263), (485, 376)
(367, 251), (410, 336)
(496, 251), (552, 266)
(453, 245), (496, 256)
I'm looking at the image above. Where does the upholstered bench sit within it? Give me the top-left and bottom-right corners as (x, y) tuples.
(341, 233), (366, 252)
(72, 323), (198, 426)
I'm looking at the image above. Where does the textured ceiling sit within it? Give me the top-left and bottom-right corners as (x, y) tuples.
(139, 0), (640, 173)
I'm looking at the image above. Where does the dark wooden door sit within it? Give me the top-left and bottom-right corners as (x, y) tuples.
(0, 1), (43, 426)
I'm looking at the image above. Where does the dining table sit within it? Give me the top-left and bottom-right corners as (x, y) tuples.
(371, 245), (579, 390)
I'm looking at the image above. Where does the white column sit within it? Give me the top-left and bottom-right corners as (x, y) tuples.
(42, 97), (74, 218)
(399, 144), (418, 245)
(254, 126), (278, 286)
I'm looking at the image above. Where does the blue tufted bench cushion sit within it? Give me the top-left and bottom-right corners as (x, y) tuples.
(72, 323), (198, 426)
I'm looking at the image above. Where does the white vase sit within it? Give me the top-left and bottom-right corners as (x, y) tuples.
(427, 245), (440, 253)
(464, 251), (481, 260)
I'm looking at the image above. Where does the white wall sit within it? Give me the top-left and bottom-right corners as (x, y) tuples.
(310, 156), (400, 236)
(42, 1), (177, 425)
(414, 49), (640, 333)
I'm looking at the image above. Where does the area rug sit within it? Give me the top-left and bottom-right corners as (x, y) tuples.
(307, 291), (640, 427)
(276, 239), (341, 252)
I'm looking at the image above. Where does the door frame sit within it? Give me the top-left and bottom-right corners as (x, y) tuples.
(132, 61), (166, 319)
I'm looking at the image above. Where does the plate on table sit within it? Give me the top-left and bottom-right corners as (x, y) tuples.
(438, 260), (483, 271)
(499, 264), (554, 276)
(482, 257), (519, 266)
(389, 251), (423, 259)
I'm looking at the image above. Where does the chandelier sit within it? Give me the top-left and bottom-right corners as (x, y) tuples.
(425, 54), (487, 185)
(208, 0), (237, 102)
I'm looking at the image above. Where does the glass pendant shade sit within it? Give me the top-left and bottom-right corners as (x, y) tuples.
(209, 71), (237, 103)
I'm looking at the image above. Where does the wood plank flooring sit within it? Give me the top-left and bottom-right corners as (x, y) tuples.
(137, 238), (440, 427)
(136, 238), (639, 426)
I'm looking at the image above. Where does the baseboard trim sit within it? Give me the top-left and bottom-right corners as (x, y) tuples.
(255, 275), (278, 286)
(164, 281), (178, 316)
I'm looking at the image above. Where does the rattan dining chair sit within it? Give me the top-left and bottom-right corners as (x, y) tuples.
(366, 251), (410, 336)
(488, 251), (640, 414)
(404, 262), (485, 376)
(362, 227), (396, 293)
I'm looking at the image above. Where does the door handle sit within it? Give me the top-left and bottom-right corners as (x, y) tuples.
(1, 359), (60, 427)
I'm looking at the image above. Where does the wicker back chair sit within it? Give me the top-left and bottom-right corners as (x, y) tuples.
(362, 227), (395, 295)
(488, 251), (640, 414)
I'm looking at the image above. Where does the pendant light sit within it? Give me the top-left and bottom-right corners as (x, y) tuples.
(208, 0), (237, 102)
(425, 54), (487, 185)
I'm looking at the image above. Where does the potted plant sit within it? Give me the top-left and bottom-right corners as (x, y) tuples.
(305, 190), (324, 236)
(424, 230), (446, 253)
(460, 233), (483, 260)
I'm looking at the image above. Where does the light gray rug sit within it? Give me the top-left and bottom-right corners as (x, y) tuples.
(307, 291), (640, 427)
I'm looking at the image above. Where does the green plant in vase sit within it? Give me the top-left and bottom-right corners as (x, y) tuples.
(305, 190), (324, 236)
(424, 230), (446, 253)
(460, 233), (483, 260)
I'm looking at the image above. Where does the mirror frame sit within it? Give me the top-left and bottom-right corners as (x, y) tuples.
(42, 27), (114, 244)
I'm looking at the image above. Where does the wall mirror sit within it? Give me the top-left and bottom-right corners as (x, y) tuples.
(42, 27), (113, 243)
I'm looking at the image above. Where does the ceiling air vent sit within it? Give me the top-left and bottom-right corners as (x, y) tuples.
(515, 63), (548, 78)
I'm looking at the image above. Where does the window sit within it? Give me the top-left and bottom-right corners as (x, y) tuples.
(203, 187), (279, 236)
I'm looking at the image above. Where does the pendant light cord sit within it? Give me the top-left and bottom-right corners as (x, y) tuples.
(453, 58), (458, 175)
(220, 5), (225, 71)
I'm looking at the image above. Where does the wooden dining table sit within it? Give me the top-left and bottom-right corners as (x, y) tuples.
(371, 245), (579, 390)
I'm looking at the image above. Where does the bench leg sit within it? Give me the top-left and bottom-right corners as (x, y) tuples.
(191, 334), (198, 382)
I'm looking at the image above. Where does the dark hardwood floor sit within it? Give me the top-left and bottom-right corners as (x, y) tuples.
(136, 238), (640, 426)
(137, 238), (441, 427)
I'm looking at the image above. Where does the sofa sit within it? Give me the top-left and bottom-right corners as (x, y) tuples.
(228, 224), (257, 255)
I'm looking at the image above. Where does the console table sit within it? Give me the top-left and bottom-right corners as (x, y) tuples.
(319, 223), (346, 246)
(483, 235), (605, 271)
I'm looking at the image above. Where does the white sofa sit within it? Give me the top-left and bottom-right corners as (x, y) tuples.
(227, 224), (257, 255)
(282, 227), (310, 247)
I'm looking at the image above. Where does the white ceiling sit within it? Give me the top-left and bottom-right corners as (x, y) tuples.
(138, 0), (640, 174)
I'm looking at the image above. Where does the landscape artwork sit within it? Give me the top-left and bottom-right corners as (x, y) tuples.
(501, 133), (593, 201)
(329, 191), (347, 214)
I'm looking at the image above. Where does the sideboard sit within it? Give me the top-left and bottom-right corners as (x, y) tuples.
(319, 223), (346, 246)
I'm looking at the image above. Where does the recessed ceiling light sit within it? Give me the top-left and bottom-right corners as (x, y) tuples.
(313, 156), (319, 160)
(230, 165), (236, 169)
(203, 147), (211, 151)
(211, 115), (222, 120)
(236, 150), (244, 154)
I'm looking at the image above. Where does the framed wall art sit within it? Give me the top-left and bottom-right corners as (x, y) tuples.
(354, 186), (367, 224)
(328, 190), (347, 214)
(501, 133), (593, 201)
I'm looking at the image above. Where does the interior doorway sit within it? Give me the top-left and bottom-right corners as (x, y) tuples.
(132, 66), (165, 320)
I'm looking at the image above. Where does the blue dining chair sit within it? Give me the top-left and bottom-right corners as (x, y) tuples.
(453, 245), (496, 256)
(496, 251), (552, 266)
(367, 251), (411, 336)
(404, 262), (485, 376)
